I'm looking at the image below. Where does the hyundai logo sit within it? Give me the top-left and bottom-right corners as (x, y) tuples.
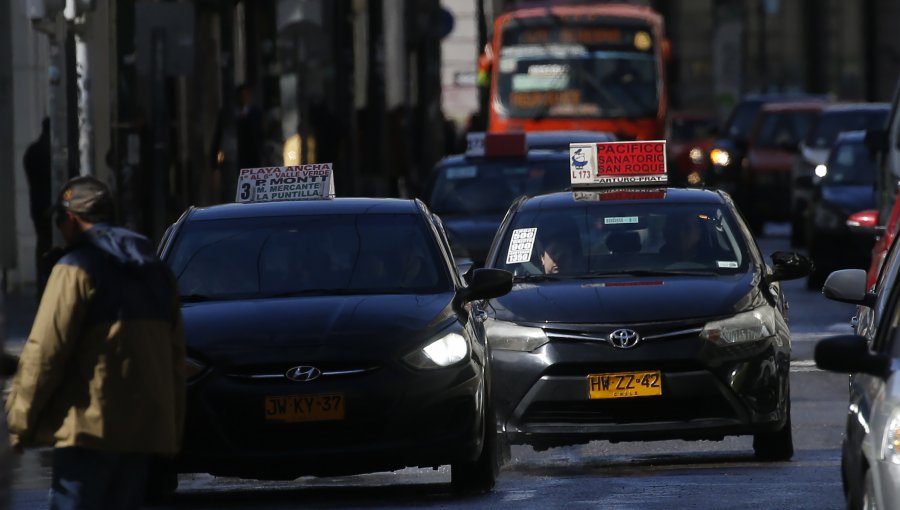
(608, 329), (640, 349)
(285, 366), (322, 382)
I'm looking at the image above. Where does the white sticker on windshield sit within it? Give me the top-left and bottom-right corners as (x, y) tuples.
(717, 261), (739, 268)
(446, 166), (477, 180)
(604, 216), (639, 225)
(506, 228), (538, 264)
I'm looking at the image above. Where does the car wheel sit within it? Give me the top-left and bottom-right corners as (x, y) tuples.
(862, 468), (877, 510)
(753, 401), (794, 461)
(451, 391), (500, 494)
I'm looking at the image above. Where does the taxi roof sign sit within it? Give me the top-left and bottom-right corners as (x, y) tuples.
(236, 164), (335, 203)
(570, 141), (667, 188)
(466, 132), (528, 158)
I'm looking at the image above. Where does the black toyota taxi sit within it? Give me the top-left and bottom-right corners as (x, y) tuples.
(482, 142), (812, 460)
(155, 167), (512, 492)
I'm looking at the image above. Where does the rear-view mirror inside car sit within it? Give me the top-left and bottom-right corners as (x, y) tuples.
(769, 251), (812, 281)
(822, 269), (874, 306)
(815, 334), (890, 378)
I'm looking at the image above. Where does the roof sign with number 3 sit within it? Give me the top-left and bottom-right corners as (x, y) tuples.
(570, 141), (667, 188)
(235, 164), (335, 203)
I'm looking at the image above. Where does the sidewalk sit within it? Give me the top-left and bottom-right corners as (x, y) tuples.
(1, 285), (38, 358)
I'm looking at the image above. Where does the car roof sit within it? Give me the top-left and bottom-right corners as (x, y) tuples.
(834, 130), (867, 143)
(525, 131), (616, 149)
(185, 198), (421, 222)
(739, 94), (829, 104)
(819, 103), (891, 114)
(516, 187), (728, 211)
(760, 102), (825, 112)
(437, 149), (569, 167)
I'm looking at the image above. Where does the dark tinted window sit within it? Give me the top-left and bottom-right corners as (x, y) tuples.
(428, 158), (570, 215)
(726, 101), (763, 142)
(168, 214), (451, 299)
(824, 140), (876, 185)
(493, 201), (750, 277)
(670, 117), (715, 142)
(805, 110), (889, 149)
(754, 111), (818, 149)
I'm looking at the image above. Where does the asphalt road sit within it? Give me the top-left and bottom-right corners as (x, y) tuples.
(9, 223), (859, 509)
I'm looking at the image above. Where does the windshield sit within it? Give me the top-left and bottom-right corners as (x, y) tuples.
(167, 214), (451, 300)
(670, 117), (716, 142)
(494, 202), (750, 278)
(725, 101), (763, 142)
(428, 158), (570, 215)
(753, 110), (818, 149)
(804, 110), (888, 149)
(496, 23), (659, 119)
(824, 140), (876, 185)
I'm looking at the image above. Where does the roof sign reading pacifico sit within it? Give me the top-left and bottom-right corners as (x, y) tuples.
(570, 141), (667, 188)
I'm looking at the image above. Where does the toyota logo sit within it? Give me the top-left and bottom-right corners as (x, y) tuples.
(285, 366), (322, 382)
(608, 329), (640, 349)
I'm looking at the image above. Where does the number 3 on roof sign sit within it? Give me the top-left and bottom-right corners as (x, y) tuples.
(235, 164), (336, 203)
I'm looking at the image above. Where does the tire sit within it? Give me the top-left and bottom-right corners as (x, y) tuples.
(753, 398), (794, 461)
(451, 391), (500, 494)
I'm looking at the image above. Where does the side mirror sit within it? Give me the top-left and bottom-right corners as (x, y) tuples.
(822, 269), (875, 306)
(458, 268), (512, 302)
(815, 334), (890, 378)
(846, 209), (885, 237)
(768, 251), (812, 281)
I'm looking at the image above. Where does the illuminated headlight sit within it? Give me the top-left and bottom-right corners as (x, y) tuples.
(700, 307), (776, 345)
(689, 147), (705, 165)
(710, 148), (732, 167)
(882, 410), (900, 464)
(404, 330), (469, 369)
(815, 164), (828, 178)
(814, 205), (844, 230)
(485, 318), (549, 352)
(186, 357), (208, 381)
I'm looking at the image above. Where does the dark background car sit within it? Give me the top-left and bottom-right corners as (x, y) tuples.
(482, 188), (811, 460)
(790, 103), (888, 246)
(667, 111), (717, 186)
(157, 198), (512, 493)
(738, 101), (823, 233)
(705, 94), (827, 194)
(805, 131), (876, 288)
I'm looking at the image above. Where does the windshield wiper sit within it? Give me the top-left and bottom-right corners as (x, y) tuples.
(582, 269), (720, 278)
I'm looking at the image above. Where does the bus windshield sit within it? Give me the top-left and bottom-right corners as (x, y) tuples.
(496, 23), (659, 120)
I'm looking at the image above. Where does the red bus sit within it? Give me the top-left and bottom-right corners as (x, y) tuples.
(484, 3), (669, 140)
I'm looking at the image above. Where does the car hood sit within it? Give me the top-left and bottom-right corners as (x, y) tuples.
(490, 273), (760, 324)
(801, 145), (829, 165)
(442, 214), (505, 263)
(821, 185), (875, 214)
(182, 293), (457, 364)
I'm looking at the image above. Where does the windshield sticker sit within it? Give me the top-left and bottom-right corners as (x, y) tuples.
(717, 261), (739, 269)
(604, 216), (639, 225)
(506, 228), (538, 264)
(446, 166), (477, 180)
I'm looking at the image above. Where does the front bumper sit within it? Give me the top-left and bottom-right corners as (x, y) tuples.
(492, 328), (790, 449)
(178, 359), (485, 479)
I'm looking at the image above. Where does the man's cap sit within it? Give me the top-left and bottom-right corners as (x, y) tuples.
(55, 176), (114, 221)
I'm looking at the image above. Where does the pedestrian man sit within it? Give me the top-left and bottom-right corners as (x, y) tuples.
(5, 176), (186, 509)
(23, 117), (52, 297)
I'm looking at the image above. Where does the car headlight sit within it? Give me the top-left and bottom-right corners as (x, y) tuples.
(485, 318), (549, 352)
(815, 164), (828, 178)
(689, 147), (705, 165)
(186, 357), (208, 382)
(710, 148), (731, 167)
(700, 307), (776, 345)
(404, 329), (469, 369)
(814, 204), (845, 230)
(882, 410), (900, 464)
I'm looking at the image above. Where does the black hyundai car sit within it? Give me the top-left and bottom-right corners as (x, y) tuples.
(156, 198), (512, 491)
(482, 187), (811, 460)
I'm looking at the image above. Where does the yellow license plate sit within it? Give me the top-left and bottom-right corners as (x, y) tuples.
(264, 394), (345, 423)
(587, 371), (662, 399)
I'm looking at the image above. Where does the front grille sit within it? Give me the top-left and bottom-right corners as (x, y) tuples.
(521, 394), (736, 425)
(226, 363), (381, 381)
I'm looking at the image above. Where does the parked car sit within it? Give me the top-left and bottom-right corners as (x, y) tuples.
(738, 101), (823, 233)
(705, 94), (827, 195)
(805, 131), (877, 288)
(667, 111), (716, 186)
(815, 233), (900, 509)
(790, 103), (888, 246)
